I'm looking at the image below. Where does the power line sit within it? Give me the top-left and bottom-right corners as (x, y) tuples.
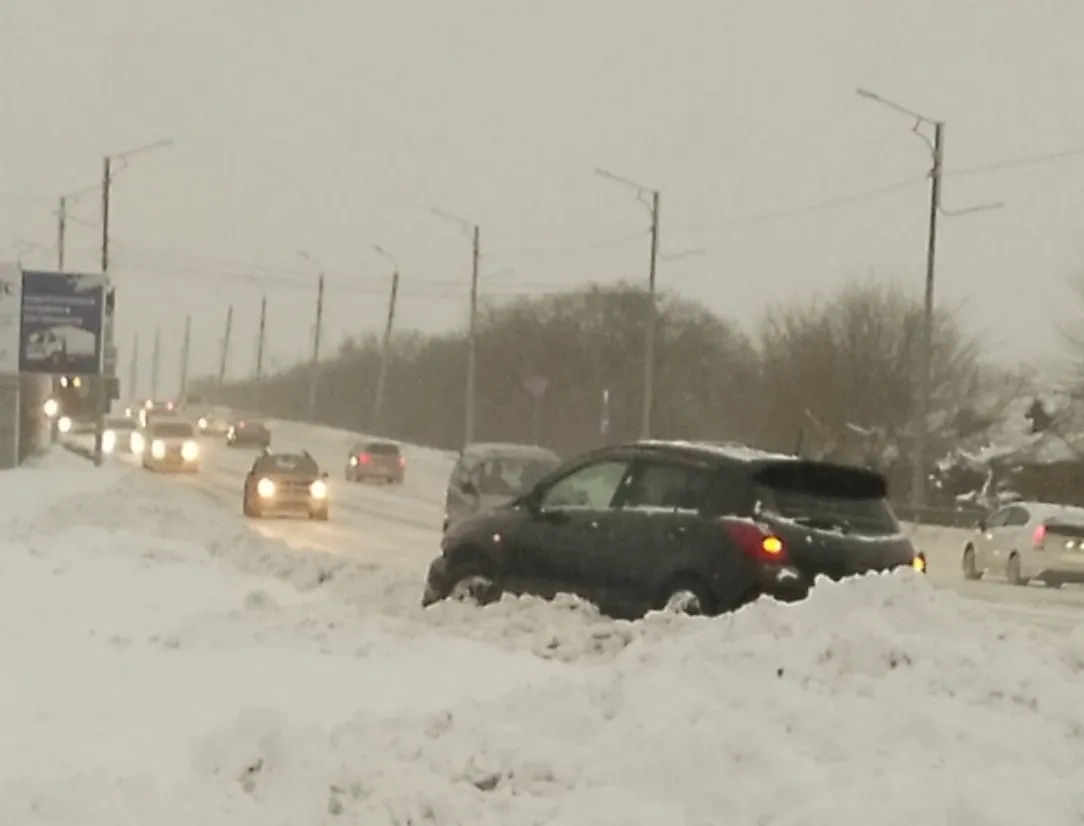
(670, 176), (928, 235)
(947, 144), (1084, 177)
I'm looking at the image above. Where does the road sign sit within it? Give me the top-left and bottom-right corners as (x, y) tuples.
(523, 374), (549, 400)
(19, 270), (105, 376)
(0, 263), (23, 375)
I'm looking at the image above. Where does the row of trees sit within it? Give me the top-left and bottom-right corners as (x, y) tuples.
(203, 278), (1026, 505)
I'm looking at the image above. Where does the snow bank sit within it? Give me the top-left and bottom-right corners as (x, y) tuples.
(177, 575), (1084, 825)
(6, 456), (1084, 823)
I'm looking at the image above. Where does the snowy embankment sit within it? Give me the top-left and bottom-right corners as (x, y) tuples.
(4, 454), (1084, 823)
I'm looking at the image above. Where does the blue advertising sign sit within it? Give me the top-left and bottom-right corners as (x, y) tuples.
(19, 270), (106, 375)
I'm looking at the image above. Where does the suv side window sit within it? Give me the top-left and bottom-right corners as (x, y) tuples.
(540, 459), (631, 510)
(618, 460), (715, 511)
(1005, 506), (1030, 526)
(985, 508), (1011, 529)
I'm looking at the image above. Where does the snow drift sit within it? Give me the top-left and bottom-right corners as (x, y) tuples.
(3, 455), (1084, 824)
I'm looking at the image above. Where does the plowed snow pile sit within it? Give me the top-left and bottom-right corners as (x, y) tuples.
(3, 456), (1084, 825)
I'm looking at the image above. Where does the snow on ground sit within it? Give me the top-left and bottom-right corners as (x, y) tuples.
(7, 451), (1084, 823)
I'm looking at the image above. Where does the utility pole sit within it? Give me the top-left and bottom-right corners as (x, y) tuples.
(595, 168), (661, 439)
(255, 294), (267, 380)
(467, 225), (480, 446)
(856, 89), (1001, 514)
(90, 156), (112, 465)
(150, 325), (161, 400)
(179, 313), (191, 402)
(371, 246), (400, 433)
(431, 208), (482, 447)
(307, 273), (324, 421)
(128, 334), (139, 403)
(218, 305), (233, 385)
(57, 197), (67, 270)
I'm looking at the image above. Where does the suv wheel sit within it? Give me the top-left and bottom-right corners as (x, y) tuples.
(448, 573), (500, 606)
(962, 546), (982, 580)
(659, 579), (711, 616)
(1007, 553), (1030, 586)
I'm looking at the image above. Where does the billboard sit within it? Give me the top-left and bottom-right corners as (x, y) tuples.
(19, 270), (106, 376)
(0, 263), (22, 375)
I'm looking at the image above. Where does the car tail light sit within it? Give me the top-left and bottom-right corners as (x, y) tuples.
(358, 452), (371, 464)
(398, 456), (406, 467)
(721, 518), (788, 564)
(1033, 523), (1046, 550)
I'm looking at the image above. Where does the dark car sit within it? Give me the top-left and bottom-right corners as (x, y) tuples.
(243, 450), (329, 520)
(227, 416), (271, 449)
(421, 440), (926, 619)
(345, 439), (405, 484)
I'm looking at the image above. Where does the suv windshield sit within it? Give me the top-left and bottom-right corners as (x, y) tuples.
(478, 457), (559, 496)
(151, 422), (195, 438)
(753, 461), (900, 536)
(255, 454), (319, 475)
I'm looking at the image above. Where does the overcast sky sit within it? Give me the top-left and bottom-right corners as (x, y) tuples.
(2, 0), (1083, 397)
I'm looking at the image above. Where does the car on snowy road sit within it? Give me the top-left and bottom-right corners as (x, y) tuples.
(102, 416), (139, 454)
(422, 440), (926, 618)
(963, 500), (1084, 587)
(345, 439), (406, 484)
(242, 450), (330, 520)
(134, 417), (201, 472)
(226, 416), (271, 449)
(443, 442), (561, 531)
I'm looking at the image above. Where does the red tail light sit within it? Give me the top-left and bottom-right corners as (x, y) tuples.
(358, 452), (371, 464)
(721, 518), (788, 564)
(1033, 523), (1047, 550)
(398, 456), (406, 467)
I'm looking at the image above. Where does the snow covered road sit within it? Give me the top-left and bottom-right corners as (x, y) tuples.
(72, 419), (1084, 635)
(5, 451), (1084, 823)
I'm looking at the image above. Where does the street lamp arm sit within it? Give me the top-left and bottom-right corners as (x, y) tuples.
(855, 88), (939, 125)
(109, 138), (175, 163)
(595, 167), (657, 195)
(373, 244), (399, 271)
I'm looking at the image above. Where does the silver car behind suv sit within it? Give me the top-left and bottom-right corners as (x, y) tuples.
(963, 500), (1084, 587)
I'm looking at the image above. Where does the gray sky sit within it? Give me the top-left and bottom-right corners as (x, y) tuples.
(3, 0), (1083, 397)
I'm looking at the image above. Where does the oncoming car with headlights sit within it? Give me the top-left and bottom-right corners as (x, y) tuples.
(102, 416), (139, 455)
(134, 417), (201, 472)
(242, 450), (330, 520)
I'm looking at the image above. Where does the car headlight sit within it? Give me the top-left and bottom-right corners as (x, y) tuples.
(310, 479), (328, 499)
(102, 430), (116, 453)
(181, 440), (200, 462)
(57, 415), (72, 433)
(151, 439), (166, 459)
(43, 398), (59, 418)
(257, 477), (276, 498)
(130, 432), (145, 454)
(197, 417), (208, 430)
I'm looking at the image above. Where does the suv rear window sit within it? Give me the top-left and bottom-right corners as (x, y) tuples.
(364, 442), (401, 455)
(753, 461), (900, 536)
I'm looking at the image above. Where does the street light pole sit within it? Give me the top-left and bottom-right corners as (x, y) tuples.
(595, 168), (660, 439)
(856, 89), (1000, 514)
(432, 208), (481, 447)
(371, 245), (400, 434)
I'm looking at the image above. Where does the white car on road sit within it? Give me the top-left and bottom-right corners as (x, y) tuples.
(963, 500), (1084, 587)
(133, 417), (201, 473)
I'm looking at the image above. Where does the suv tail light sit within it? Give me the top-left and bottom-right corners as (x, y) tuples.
(398, 456), (406, 467)
(1033, 523), (1046, 550)
(358, 452), (371, 464)
(721, 518), (788, 564)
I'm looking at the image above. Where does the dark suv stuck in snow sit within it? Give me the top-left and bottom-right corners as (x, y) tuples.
(421, 440), (925, 618)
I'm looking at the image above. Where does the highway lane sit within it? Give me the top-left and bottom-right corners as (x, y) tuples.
(67, 429), (1084, 635)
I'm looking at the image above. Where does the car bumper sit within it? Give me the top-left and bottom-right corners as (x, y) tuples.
(252, 495), (327, 514)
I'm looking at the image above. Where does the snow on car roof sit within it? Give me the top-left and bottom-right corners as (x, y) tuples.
(635, 439), (796, 463)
